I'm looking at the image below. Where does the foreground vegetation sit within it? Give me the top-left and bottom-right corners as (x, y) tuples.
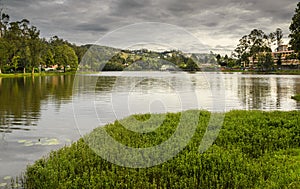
(13, 110), (300, 188)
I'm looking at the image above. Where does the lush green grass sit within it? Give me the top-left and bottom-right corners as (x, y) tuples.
(18, 111), (300, 188)
(292, 94), (300, 101)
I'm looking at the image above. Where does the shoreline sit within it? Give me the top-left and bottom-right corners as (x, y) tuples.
(0, 72), (76, 78)
(1, 70), (300, 78)
(220, 69), (300, 75)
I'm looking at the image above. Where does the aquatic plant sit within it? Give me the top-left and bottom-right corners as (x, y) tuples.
(16, 110), (300, 189)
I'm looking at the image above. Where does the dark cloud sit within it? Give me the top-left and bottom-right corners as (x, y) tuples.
(74, 23), (109, 32)
(2, 0), (298, 53)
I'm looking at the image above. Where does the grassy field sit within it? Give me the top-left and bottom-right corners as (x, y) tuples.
(15, 110), (300, 189)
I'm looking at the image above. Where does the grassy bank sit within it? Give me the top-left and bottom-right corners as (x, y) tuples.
(0, 72), (77, 78)
(292, 94), (300, 101)
(17, 110), (300, 188)
(222, 69), (300, 75)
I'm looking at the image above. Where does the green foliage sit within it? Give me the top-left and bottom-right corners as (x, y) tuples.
(53, 44), (78, 72)
(257, 52), (274, 71)
(79, 47), (201, 72)
(11, 55), (20, 71)
(291, 94), (300, 101)
(0, 12), (82, 74)
(289, 2), (300, 55)
(234, 28), (278, 69)
(0, 37), (10, 73)
(19, 111), (300, 189)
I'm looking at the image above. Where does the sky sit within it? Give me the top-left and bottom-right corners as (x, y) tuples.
(2, 0), (299, 55)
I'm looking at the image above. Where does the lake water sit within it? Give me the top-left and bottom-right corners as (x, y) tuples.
(0, 72), (300, 186)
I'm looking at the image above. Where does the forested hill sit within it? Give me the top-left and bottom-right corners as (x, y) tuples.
(79, 47), (219, 72)
(0, 12), (219, 73)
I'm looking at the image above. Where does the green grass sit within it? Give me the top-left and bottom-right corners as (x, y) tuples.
(292, 94), (300, 101)
(17, 110), (300, 189)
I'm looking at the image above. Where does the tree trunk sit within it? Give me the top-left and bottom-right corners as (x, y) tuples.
(23, 67), (26, 74)
(32, 67), (35, 75)
(0, 68), (2, 74)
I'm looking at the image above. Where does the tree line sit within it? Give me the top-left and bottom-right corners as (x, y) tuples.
(1, 2), (300, 73)
(0, 10), (87, 74)
(217, 2), (300, 71)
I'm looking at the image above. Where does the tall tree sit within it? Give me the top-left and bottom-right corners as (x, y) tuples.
(0, 37), (9, 73)
(27, 26), (43, 74)
(234, 29), (274, 67)
(0, 10), (9, 38)
(258, 53), (274, 71)
(275, 28), (283, 48)
(53, 44), (78, 72)
(289, 2), (300, 57)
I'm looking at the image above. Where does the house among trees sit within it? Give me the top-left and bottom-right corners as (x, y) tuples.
(272, 44), (300, 69)
(244, 43), (299, 70)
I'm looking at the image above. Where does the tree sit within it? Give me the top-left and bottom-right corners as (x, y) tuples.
(276, 53), (282, 69)
(0, 38), (9, 73)
(186, 57), (198, 71)
(27, 26), (43, 74)
(275, 28), (283, 48)
(216, 54), (221, 65)
(12, 55), (20, 72)
(54, 44), (78, 72)
(258, 53), (274, 71)
(0, 10), (9, 38)
(289, 2), (300, 56)
(41, 49), (54, 67)
(234, 29), (275, 68)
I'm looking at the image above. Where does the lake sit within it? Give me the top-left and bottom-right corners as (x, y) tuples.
(0, 72), (300, 186)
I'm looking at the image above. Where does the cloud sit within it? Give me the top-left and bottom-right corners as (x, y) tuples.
(2, 0), (298, 54)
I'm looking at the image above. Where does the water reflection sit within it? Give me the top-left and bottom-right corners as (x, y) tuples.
(1, 72), (300, 184)
(1, 73), (300, 134)
(234, 74), (300, 110)
(0, 75), (75, 133)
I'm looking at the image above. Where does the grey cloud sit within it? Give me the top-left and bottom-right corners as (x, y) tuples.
(74, 23), (109, 32)
(2, 0), (298, 53)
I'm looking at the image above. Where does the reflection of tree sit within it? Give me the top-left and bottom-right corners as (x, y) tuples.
(95, 76), (117, 92)
(0, 75), (75, 133)
(237, 76), (300, 110)
(238, 77), (271, 109)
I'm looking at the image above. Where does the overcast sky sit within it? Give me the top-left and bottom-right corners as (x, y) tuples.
(2, 0), (298, 54)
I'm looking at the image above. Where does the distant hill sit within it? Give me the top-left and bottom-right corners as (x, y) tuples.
(79, 45), (219, 71)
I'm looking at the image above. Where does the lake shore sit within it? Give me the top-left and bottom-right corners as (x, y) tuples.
(0, 72), (76, 78)
(221, 69), (300, 75)
(15, 110), (300, 189)
(1, 69), (300, 78)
